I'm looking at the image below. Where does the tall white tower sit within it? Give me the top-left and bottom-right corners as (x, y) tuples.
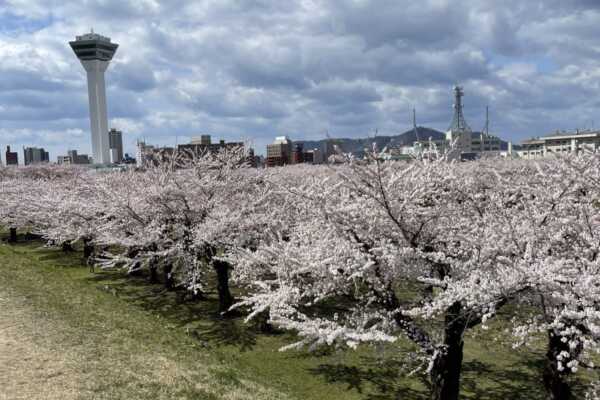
(70, 32), (118, 164)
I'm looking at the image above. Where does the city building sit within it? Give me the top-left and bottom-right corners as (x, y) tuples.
(190, 135), (212, 146)
(136, 141), (155, 168)
(57, 156), (72, 165)
(109, 128), (124, 163)
(70, 31), (119, 164)
(246, 148), (258, 168)
(291, 143), (304, 164)
(518, 130), (600, 159)
(23, 147), (49, 165)
(138, 136), (248, 168)
(178, 136), (244, 158)
(122, 153), (136, 164)
(302, 148), (323, 164)
(322, 139), (336, 160)
(266, 136), (293, 167)
(57, 150), (91, 165)
(138, 144), (175, 167)
(5, 146), (18, 166)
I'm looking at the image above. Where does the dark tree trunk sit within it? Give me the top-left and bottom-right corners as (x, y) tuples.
(163, 263), (174, 290)
(212, 259), (234, 313)
(83, 238), (94, 259)
(148, 257), (159, 284)
(127, 247), (143, 276)
(543, 330), (572, 400)
(430, 302), (465, 400)
(61, 241), (74, 252)
(254, 310), (274, 333)
(188, 290), (205, 302)
(8, 227), (17, 243)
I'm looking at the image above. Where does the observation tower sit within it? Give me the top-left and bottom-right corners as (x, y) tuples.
(70, 31), (118, 164)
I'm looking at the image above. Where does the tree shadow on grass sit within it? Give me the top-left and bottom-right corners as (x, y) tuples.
(463, 356), (591, 400)
(460, 358), (546, 400)
(309, 356), (429, 400)
(309, 354), (561, 400)
(35, 249), (85, 267)
(85, 270), (280, 352)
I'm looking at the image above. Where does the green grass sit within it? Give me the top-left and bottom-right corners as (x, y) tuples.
(0, 234), (594, 399)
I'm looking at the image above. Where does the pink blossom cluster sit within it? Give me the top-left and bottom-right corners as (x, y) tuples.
(1, 149), (599, 399)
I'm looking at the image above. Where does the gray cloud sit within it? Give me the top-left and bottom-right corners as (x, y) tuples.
(0, 0), (599, 160)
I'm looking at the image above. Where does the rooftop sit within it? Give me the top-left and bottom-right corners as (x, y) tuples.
(75, 32), (112, 42)
(540, 130), (600, 140)
(273, 136), (292, 145)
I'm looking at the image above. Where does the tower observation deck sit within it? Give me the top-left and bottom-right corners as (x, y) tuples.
(70, 32), (118, 164)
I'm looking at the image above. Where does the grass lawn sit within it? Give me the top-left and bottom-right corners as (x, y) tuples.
(0, 234), (593, 399)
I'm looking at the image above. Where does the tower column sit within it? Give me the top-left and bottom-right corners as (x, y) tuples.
(82, 60), (110, 164)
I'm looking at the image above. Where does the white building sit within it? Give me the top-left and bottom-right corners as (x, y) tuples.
(518, 130), (600, 159)
(136, 141), (153, 168)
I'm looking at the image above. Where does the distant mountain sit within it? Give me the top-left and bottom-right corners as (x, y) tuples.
(297, 127), (518, 157)
(297, 127), (445, 157)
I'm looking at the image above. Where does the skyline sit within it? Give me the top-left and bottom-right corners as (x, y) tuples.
(1, 1), (600, 160)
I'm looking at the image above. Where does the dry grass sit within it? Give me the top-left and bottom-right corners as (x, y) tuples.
(0, 243), (289, 400)
(0, 290), (80, 400)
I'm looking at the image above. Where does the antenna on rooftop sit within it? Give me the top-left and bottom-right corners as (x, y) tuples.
(413, 107), (420, 142)
(448, 85), (471, 132)
(485, 106), (489, 136)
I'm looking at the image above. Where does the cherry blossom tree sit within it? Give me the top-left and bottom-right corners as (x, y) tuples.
(90, 147), (257, 312)
(229, 152), (600, 400)
(500, 155), (600, 400)
(2, 150), (600, 399)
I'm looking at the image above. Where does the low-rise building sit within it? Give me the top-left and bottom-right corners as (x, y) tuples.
(302, 148), (323, 164)
(136, 141), (175, 167)
(178, 138), (244, 158)
(191, 135), (212, 146)
(57, 150), (91, 165)
(518, 130), (600, 159)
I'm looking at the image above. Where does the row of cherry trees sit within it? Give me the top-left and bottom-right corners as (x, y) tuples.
(1, 149), (599, 400)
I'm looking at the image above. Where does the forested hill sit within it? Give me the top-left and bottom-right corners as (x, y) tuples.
(298, 126), (517, 156)
(297, 127), (445, 156)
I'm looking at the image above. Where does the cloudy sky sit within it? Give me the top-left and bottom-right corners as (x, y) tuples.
(1, 0), (600, 160)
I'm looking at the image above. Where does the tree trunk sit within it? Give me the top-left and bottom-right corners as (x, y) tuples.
(430, 302), (465, 400)
(8, 227), (17, 243)
(83, 238), (94, 259)
(188, 290), (205, 302)
(163, 263), (174, 290)
(212, 259), (234, 313)
(254, 310), (274, 333)
(61, 241), (74, 252)
(127, 247), (143, 276)
(148, 257), (159, 284)
(543, 330), (572, 400)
